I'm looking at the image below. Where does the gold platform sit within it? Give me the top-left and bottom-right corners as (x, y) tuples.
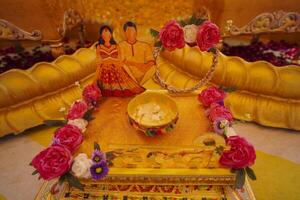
(34, 94), (256, 200)
(79, 94), (221, 155)
(34, 178), (256, 200)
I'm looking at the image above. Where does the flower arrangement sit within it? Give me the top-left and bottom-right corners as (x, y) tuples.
(30, 85), (256, 190)
(150, 16), (220, 53)
(198, 86), (257, 188)
(30, 83), (108, 191)
(150, 16), (221, 93)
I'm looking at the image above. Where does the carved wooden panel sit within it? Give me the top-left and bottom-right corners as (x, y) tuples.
(225, 10), (300, 36)
(0, 19), (42, 41)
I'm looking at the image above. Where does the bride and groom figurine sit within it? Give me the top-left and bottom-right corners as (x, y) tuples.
(94, 21), (155, 97)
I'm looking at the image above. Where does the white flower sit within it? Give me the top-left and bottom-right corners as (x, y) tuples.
(59, 107), (66, 113)
(225, 127), (237, 137)
(71, 153), (93, 178)
(75, 81), (81, 87)
(68, 118), (88, 133)
(183, 24), (198, 44)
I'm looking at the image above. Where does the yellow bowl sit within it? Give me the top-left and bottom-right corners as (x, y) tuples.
(127, 91), (178, 136)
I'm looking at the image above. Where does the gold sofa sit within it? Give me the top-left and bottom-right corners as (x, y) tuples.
(0, 46), (97, 136)
(153, 46), (300, 131)
(1, 43), (300, 137)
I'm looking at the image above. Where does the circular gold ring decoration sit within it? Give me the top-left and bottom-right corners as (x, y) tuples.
(153, 46), (219, 93)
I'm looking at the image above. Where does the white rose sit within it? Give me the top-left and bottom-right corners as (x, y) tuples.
(225, 127), (237, 137)
(183, 24), (198, 44)
(71, 153), (93, 178)
(68, 118), (88, 133)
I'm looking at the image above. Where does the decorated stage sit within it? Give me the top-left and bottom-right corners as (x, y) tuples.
(0, 1), (300, 200)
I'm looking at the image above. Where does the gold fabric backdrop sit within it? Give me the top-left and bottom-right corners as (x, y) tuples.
(0, 0), (299, 41)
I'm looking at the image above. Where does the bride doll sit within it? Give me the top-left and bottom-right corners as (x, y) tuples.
(94, 25), (144, 97)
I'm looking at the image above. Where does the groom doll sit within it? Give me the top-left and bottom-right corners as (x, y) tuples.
(119, 21), (155, 85)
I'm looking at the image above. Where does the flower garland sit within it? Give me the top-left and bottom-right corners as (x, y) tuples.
(30, 84), (257, 190)
(198, 86), (257, 188)
(30, 83), (108, 191)
(150, 16), (221, 93)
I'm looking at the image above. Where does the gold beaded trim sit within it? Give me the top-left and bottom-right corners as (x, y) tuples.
(153, 46), (219, 93)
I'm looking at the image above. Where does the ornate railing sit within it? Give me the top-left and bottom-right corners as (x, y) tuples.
(224, 10), (300, 37)
(0, 9), (85, 43)
(0, 19), (42, 41)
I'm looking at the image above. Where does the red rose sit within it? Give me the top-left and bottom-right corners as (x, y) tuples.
(83, 84), (102, 106)
(53, 124), (83, 153)
(208, 103), (233, 122)
(196, 21), (220, 51)
(198, 86), (226, 107)
(159, 20), (185, 51)
(220, 136), (256, 169)
(67, 100), (88, 120)
(31, 145), (72, 180)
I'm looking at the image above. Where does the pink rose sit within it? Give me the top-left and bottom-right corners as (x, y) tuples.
(196, 21), (220, 51)
(159, 20), (185, 51)
(53, 124), (83, 153)
(83, 84), (102, 106)
(67, 100), (88, 120)
(220, 136), (256, 169)
(198, 86), (226, 107)
(31, 145), (72, 180)
(208, 103), (233, 122)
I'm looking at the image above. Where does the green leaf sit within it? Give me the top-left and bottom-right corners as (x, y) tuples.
(106, 151), (116, 161)
(65, 173), (84, 191)
(235, 168), (246, 189)
(154, 41), (162, 48)
(219, 85), (236, 93)
(215, 146), (224, 155)
(94, 142), (101, 151)
(32, 170), (39, 175)
(246, 167), (257, 180)
(83, 108), (94, 121)
(58, 175), (66, 185)
(179, 20), (187, 26)
(225, 87), (236, 93)
(146, 130), (155, 137)
(150, 28), (159, 38)
(106, 151), (116, 166)
(208, 47), (217, 54)
(219, 85), (235, 92)
(195, 18), (206, 25)
(189, 15), (197, 24)
(44, 120), (66, 127)
(203, 138), (216, 146)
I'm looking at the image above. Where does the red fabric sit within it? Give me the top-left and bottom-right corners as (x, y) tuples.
(101, 89), (135, 97)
